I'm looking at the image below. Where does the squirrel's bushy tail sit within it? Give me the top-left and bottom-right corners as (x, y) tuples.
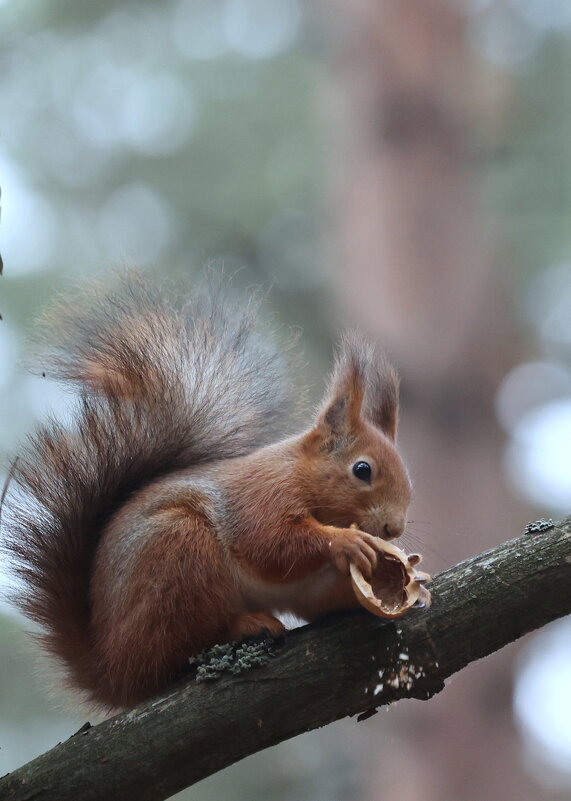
(3, 273), (292, 701)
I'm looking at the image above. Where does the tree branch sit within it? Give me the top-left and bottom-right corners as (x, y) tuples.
(2, 518), (570, 801)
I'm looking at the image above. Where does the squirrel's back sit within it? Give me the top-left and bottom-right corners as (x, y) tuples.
(3, 273), (293, 703)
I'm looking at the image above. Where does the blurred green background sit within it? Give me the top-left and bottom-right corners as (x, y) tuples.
(1, 1), (570, 800)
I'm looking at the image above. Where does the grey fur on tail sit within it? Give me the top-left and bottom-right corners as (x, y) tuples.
(2, 273), (293, 698)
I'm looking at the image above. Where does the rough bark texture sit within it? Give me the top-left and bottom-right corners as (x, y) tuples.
(1, 518), (570, 801)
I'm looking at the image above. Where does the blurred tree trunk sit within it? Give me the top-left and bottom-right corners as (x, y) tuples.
(321, 2), (554, 800)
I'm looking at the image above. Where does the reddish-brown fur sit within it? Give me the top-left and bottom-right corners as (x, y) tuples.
(4, 275), (412, 710)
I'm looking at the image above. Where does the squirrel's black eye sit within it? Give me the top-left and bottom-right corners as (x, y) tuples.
(352, 461), (372, 484)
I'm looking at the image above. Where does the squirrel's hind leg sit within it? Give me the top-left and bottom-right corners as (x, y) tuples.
(229, 612), (286, 641)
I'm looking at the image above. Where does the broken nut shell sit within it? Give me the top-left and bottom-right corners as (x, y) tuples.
(350, 538), (432, 619)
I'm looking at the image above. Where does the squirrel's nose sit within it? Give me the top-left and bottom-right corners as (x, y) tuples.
(359, 508), (407, 540)
(382, 520), (405, 541)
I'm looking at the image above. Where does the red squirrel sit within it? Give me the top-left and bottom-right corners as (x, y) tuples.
(4, 274), (412, 710)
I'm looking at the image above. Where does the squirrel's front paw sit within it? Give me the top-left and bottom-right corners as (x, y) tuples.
(328, 528), (384, 579)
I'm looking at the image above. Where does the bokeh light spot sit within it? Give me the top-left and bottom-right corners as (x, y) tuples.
(504, 399), (571, 512)
(514, 618), (571, 787)
(97, 184), (173, 265)
(223, 0), (300, 60)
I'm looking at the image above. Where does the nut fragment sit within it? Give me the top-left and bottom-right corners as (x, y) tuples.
(349, 536), (431, 619)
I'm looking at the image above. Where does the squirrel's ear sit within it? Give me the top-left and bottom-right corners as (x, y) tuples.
(313, 338), (365, 442)
(309, 335), (401, 446)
